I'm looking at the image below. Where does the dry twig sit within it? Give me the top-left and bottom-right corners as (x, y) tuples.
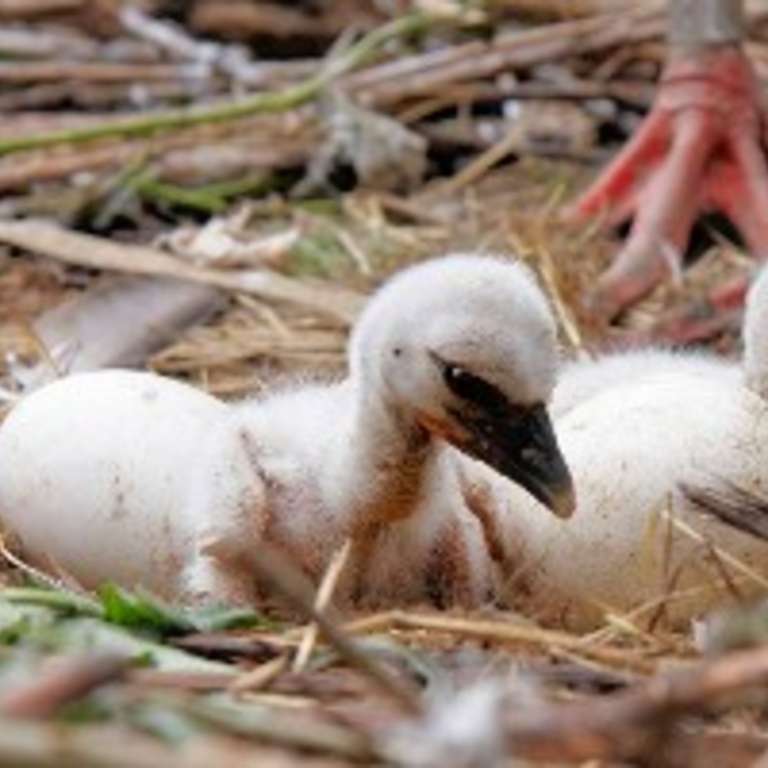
(293, 539), (353, 673)
(0, 221), (364, 325)
(505, 644), (768, 763)
(0, 654), (130, 719)
(246, 543), (422, 716)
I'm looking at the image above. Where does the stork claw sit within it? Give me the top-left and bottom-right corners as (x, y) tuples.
(571, 45), (768, 336)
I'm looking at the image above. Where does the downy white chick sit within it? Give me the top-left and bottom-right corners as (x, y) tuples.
(552, 348), (739, 418)
(482, 268), (768, 629)
(0, 255), (574, 610)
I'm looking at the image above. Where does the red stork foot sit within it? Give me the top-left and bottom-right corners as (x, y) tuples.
(622, 273), (749, 345)
(570, 45), (768, 328)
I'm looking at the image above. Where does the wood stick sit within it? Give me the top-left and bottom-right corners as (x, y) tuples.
(350, 9), (664, 106)
(506, 644), (768, 763)
(0, 62), (206, 83)
(0, 0), (82, 18)
(245, 543), (422, 716)
(0, 654), (129, 719)
(0, 221), (365, 325)
(293, 538), (353, 673)
(0, 14), (427, 156)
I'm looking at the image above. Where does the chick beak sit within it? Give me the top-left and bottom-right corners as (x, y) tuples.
(450, 402), (575, 519)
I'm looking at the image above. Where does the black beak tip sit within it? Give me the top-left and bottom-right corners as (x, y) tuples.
(546, 481), (576, 519)
(517, 443), (576, 520)
(449, 401), (577, 520)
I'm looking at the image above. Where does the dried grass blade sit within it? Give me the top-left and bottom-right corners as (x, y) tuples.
(293, 538), (352, 673)
(0, 220), (365, 325)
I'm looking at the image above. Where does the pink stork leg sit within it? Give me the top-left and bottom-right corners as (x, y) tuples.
(571, 45), (768, 342)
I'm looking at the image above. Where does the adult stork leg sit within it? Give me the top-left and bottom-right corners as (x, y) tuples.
(572, 0), (768, 341)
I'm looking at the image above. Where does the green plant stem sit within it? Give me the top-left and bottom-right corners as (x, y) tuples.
(132, 176), (228, 213)
(0, 14), (428, 157)
(132, 172), (279, 213)
(1, 587), (102, 617)
(195, 173), (277, 200)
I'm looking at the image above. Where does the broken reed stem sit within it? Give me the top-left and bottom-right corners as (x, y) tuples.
(664, 511), (768, 592)
(533, 185), (588, 353)
(583, 570), (763, 652)
(0, 13), (428, 156)
(537, 246), (586, 353)
(0, 538), (71, 594)
(431, 126), (524, 198)
(0, 220), (365, 325)
(0, 653), (130, 719)
(248, 544), (422, 716)
(229, 538), (353, 697)
(293, 538), (352, 673)
(508, 643), (768, 763)
(346, 611), (655, 671)
(230, 654), (290, 694)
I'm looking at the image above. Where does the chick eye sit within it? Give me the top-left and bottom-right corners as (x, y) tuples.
(442, 364), (507, 410)
(443, 364), (475, 394)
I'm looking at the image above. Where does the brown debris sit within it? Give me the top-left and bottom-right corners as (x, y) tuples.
(0, 653), (129, 719)
(0, 220), (365, 326)
(189, 0), (382, 42)
(681, 482), (768, 542)
(11, 275), (224, 389)
(506, 643), (768, 764)
(0, 0), (84, 19)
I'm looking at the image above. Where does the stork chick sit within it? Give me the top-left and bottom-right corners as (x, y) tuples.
(0, 255), (574, 610)
(487, 266), (768, 629)
(551, 347), (738, 418)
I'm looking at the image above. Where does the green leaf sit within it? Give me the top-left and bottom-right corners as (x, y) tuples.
(0, 584), (271, 642)
(97, 584), (271, 635)
(182, 604), (275, 633)
(98, 583), (193, 635)
(50, 619), (233, 673)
